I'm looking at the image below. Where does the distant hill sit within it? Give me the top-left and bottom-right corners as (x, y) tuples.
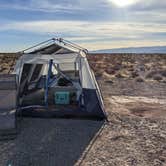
(91, 46), (166, 54)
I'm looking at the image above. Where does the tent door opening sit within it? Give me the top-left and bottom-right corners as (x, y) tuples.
(18, 59), (83, 112)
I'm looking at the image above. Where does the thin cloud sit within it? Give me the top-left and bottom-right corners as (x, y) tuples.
(1, 20), (166, 40)
(128, 0), (166, 11)
(0, 3), (83, 13)
(0, 0), (106, 13)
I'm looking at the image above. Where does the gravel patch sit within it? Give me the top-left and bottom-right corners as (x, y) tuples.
(0, 118), (104, 166)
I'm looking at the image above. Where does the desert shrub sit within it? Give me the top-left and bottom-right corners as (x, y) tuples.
(112, 65), (121, 71)
(128, 67), (134, 72)
(131, 71), (139, 78)
(115, 73), (125, 78)
(146, 71), (158, 79)
(95, 72), (102, 78)
(105, 68), (116, 75)
(140, 66), (145, 71)
(161, 70), (166, 77)
(135, 77), (144, 82)
(153, 75), (163, 81)
(105, 80), (114, 84)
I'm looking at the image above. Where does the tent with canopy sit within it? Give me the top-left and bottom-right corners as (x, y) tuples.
(13, 38), (107, 119)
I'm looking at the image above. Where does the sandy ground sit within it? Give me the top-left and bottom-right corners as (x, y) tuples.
(82, 54), (166, 166)
(0, 53), (166, 166)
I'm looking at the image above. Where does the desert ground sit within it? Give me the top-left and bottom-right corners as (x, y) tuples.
(0, 53), (166, 166)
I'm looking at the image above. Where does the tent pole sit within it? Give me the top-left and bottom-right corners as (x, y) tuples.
(44, 59), (53, 107)
(19, 38), (55, 53)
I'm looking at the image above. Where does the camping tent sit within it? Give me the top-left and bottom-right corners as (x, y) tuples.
(14, 38), (107, 119)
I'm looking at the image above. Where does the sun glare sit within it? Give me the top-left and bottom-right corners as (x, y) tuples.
(109, 0), (137, 7)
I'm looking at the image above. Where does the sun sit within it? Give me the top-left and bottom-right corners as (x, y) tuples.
(109, 0), (137, 7)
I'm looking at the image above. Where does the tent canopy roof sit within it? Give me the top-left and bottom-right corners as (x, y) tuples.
(18, 53), (80, 64)
(21, 38), (88, 55)
(30, 43), (74, 55)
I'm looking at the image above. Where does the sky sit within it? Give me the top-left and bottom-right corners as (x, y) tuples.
(0, 0), (166, 52)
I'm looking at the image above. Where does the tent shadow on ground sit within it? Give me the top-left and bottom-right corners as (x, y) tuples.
(0, 118), (105, 166)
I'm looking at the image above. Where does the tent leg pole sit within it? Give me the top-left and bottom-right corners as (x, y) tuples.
(44, 59), (53, 107)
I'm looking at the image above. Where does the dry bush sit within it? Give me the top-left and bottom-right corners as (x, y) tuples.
(131, 71), (139, 78)
(146, 71), (158, 79)
(160, 70), (166, 77)
(105, 68), (116, 75)
(135, 77), (144, 82)
(153, 75), (163, 81)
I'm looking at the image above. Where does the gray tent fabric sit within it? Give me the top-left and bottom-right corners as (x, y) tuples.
(0, 74), (17, 139)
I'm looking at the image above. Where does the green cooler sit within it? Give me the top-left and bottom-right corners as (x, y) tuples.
(54, 91), (70, 105)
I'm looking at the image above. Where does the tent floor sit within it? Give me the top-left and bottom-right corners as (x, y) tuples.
(19, 88), (106, 120)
